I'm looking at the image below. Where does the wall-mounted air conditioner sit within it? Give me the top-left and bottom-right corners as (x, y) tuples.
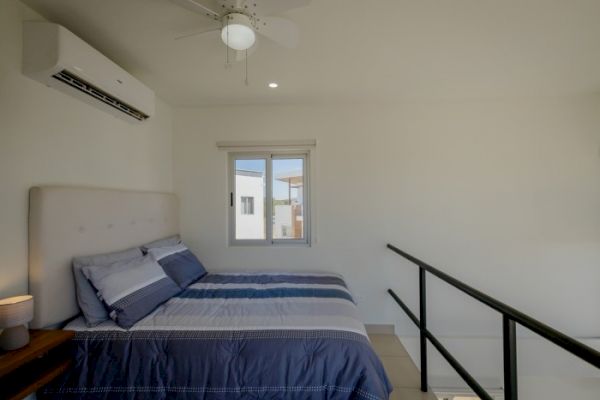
(22, 21), (155, 123)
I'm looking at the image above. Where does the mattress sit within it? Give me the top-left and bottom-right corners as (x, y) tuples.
(42, 272), (392, 400)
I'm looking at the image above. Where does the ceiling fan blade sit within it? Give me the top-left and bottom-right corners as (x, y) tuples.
(170, 0), (222, 19)
(174, 26), (220, 40)
(250, 0), (311, 16)
(257, 17), (299, 48)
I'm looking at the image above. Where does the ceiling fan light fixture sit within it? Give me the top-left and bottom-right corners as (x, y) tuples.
(221, 13), (256, 51)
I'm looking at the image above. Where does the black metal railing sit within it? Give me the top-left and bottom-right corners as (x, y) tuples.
(386, 243), (600, 400)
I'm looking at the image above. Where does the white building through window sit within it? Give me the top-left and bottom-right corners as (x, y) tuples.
(228, 152), (310, 246)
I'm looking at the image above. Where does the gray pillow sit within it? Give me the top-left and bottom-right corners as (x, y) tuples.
(73, 247), (143, 326)
(82, 255), (181, 329)
(141, 235), (181, 253)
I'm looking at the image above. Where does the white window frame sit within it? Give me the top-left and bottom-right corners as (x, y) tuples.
(228, 151), (311, 246)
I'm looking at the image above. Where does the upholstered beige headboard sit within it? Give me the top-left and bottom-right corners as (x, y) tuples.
(28, 186), (178, 328)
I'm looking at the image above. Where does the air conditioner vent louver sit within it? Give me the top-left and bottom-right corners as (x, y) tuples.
(52, 70), (149, 121)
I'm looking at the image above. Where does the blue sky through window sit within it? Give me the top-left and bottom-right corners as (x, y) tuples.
(236, 159), (265, 173)
(236, 159), (303, 200)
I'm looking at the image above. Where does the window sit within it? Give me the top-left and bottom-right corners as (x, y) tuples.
(241, 196), (254, 215)
(229, 152), (310, 245)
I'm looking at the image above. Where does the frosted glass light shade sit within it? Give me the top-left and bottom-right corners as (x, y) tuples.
(221, 13), (256, 51)
(0, 295), (33, 328)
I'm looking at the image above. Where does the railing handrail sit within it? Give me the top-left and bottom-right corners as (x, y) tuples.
(387, 243), (600, 369)
(387, 243), (600, 400)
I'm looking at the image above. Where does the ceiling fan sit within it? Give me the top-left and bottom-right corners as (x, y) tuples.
(171, 0), (311, 63)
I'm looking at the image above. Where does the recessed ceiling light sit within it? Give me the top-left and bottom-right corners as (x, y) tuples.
(268, 82), (279, 89)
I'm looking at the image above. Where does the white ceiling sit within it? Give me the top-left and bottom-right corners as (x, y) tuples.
(21, 0), (600, 106)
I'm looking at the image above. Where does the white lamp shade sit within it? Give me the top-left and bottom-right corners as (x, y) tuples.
(0, 295), (34, 328)
(221, 13), (256, 51)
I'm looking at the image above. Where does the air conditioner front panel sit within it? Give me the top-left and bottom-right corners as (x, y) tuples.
(23, 21), (155, 122)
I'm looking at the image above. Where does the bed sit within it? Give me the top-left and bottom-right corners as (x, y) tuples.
(28, 186), (392, 400)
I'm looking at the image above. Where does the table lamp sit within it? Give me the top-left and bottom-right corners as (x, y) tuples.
(0, 295), (34, 351)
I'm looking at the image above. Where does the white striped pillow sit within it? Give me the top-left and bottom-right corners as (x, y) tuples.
(82, 255), (181, 328)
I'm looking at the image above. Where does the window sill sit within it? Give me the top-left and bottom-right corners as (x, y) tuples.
(228, 241), (311, 248)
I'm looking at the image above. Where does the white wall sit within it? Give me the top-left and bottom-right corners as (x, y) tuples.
(235, 173), (265, 239)
(0, 0), (174, 298)
(174, 98), (600, 391)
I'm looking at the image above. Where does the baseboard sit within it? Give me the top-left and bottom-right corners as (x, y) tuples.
(365, 324), (395, 334)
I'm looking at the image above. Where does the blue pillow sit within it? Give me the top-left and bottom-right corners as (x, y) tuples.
(82, 255), (181, 329)
(147, 244), (207, 288)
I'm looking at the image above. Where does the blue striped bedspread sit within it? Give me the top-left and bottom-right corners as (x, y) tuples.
(43, 272), (393, 400)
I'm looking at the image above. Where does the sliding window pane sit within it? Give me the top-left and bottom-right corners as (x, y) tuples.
(235, 159), (266, 240)
(272, 158), (304, 240)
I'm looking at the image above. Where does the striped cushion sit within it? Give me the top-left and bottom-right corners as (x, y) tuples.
(82, 255), (181, 329)
(147, 244), (207, 288)
(72, 246), (143, 327)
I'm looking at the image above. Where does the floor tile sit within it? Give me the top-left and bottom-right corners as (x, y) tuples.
(369, 334), (409, 357)
(388, 387), (437, 400)
(380, 356), (422, 389)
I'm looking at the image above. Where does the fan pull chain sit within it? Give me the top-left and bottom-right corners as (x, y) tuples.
(245, 49), (248, 86)
(225, 20), (230, 67)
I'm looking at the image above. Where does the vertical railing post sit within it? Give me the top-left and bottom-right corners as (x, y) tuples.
(503, 315), (518, 400)
(419, 268), (428, 392)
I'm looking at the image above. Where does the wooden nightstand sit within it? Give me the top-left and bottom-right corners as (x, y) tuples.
(0, 330), (75, 400)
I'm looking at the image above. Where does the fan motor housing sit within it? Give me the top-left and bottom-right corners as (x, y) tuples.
(221, 13), (256, 51)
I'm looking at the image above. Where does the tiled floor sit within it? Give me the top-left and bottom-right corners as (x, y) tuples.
(369, 334), (438, 400)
